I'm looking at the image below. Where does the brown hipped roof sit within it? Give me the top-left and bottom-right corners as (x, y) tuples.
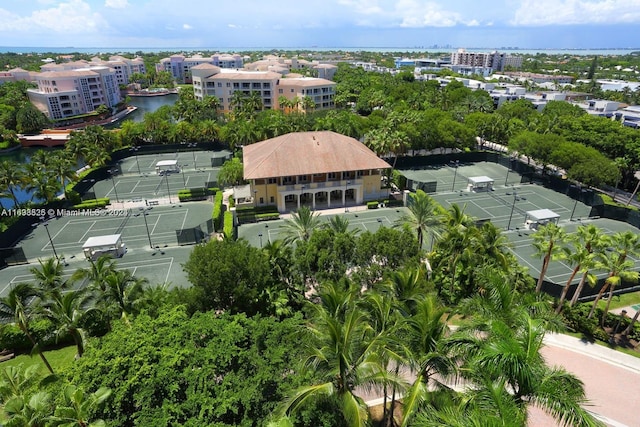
(243, 131), (391, 180)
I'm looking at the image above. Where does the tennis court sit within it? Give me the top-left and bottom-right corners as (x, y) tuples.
(16, 202), (213, 262)
(505, 218), (640, 286)
(238, 207), (408, 248)
(430, 183), (592, 230)
(398, 161), (522, 193)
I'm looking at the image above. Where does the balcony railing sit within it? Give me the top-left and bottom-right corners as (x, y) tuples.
(280, 179), (362, 192)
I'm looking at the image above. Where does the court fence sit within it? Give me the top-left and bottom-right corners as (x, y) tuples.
(0, 247), (27, 269)
(176, 218), (214, 245)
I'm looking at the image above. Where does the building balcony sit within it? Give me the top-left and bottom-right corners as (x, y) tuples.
(279, 179), (362, 194)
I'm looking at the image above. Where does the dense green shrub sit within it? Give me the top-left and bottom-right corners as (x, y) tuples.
(178, 187), (208, 202)
(223, 210), (234, 239)
(367, 201), (379, 209)
(72, 198), (110, 209)
(0, 319), (67, 353)
(212, 191), (224, 231)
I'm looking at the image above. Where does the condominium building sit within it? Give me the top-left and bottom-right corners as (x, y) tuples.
(191, 65), (336, 112)
(244, 56), (337, 80)
(27, 66), (121, 120)
(156, 54), (244, 84)
(451, 49), (522, 72)
(40, 56), (146, 86)
(277, 77), (336, 110)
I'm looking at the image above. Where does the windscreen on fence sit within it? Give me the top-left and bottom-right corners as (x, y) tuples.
(406, 179), (437, 193)
(0, 247), (28, 269)
(175, 219), (213, 245)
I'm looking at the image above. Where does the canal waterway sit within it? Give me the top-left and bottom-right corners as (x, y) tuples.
(0, 94), (178, 207)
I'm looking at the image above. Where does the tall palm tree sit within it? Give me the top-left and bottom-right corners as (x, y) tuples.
(449, 315), (600, 426)
(30, 258), (69, 299)
(568, 225), (610, 307)
(588, 231), (640, 322)
(322, 215), (359, 237)
(0, 284), (54, 374)
(48, 152), (78, 198)
(401, 295), (454, 427)
(531, 223), (567, 293)
(40, 289), (94, 358)
(102, 269), (147, 326)
(0, 160), (25, 207)
(395, 190), (444, 249)
(275, 281), (400, 427)
(281, 206), (321, 245)
(71, 256), (117, 294)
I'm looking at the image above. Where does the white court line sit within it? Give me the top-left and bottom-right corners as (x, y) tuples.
(77, 220), (98, 243)
(179, 209), (189, 230)
(130, 179), (141, 193)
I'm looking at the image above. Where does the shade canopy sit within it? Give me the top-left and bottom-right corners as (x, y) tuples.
(526, 209), (560, 222)
(82, 234), (122, 249)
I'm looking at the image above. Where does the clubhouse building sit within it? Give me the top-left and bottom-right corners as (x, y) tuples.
(243, 131), (391, 213)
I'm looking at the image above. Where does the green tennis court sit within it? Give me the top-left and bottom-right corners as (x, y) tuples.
(430, 183), (592, 229)
(238, 207), (409, 248)
(398, 161), (522, 192)
(505, 218), (640, 286)
(15, 202), (213, 262)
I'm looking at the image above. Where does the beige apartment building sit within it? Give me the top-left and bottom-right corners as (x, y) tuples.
(40, 56), (146, 86)
(27, 66), (121, 120)
(156, 54), (244, 84)
(243, 131), (390, 213)
(191, 65), (336, 112)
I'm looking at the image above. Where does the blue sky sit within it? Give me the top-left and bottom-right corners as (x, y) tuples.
(1, 0), (639, 49)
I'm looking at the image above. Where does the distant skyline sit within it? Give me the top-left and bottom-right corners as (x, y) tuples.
(1, 0), (639, 50)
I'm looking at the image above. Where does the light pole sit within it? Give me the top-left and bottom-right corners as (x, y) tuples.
(139, 207), (153, 249)
(40, 216), (58, 259)
(130, 146), (141, 175)
(165, 172), (172, 204)
(451, 160), (459, 192)
(181, 164), (187, 187)
(507, 190), (518, 230)
(570, 187), (585, 221)
(107, 169), (119, 203)
(188, 143), (197, 170)
(254, 189), (258, 207)
(258, 232), (263, 248)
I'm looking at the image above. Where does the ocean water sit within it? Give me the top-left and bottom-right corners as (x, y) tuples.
(0, 46), (637, 56)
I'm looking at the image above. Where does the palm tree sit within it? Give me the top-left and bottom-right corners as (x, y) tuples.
(531, 223), (567, 293)
(587, 232), (640, 325)
(281, 206), (321, 245)
(276, 281), (400, 427)
(0, 160), (25, 207)
(30, 258), (69, 299)
(449, 314), (600, 426)
(48, 152), (78, 198)
(40, 289), (94, 358)
(322, 215), (359, 237)
(102, 269), (147, 326)
(401, 295), (454, 427)
(395, 190), (444, 248)
(0, 284), (54, 374)
(71, 256), (117, 294)
(556, 226), (610, 313)
(568, 225), (610, 307)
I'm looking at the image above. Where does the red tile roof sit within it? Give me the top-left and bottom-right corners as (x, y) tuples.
(243, 131), (390, 179)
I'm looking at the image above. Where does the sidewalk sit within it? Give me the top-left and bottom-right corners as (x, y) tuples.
(543, 332), (640, 374)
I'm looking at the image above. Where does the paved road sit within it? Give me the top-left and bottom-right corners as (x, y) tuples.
(529, 334), (640, 427)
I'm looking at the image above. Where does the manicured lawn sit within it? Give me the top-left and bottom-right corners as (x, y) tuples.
(596, 290), (640, 311)
(1, 346), (77, 374)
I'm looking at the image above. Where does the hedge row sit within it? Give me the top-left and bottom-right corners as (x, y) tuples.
(178, 187), (209, 202)
(73, 198), (111, 209)
(223, 210), (234, 240)
(212, 192), (224, 231)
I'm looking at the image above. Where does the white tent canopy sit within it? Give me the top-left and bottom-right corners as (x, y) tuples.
(467, 176), (494, 192)
(82, 234), (126, 260)
(524, 209), (560, 230)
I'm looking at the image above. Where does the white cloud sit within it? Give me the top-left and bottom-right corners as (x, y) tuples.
(105, 0), (130, 8)
(512, 0), (640, 25)
(183, 23), (193, 30)
(0, 0), (108, 33)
